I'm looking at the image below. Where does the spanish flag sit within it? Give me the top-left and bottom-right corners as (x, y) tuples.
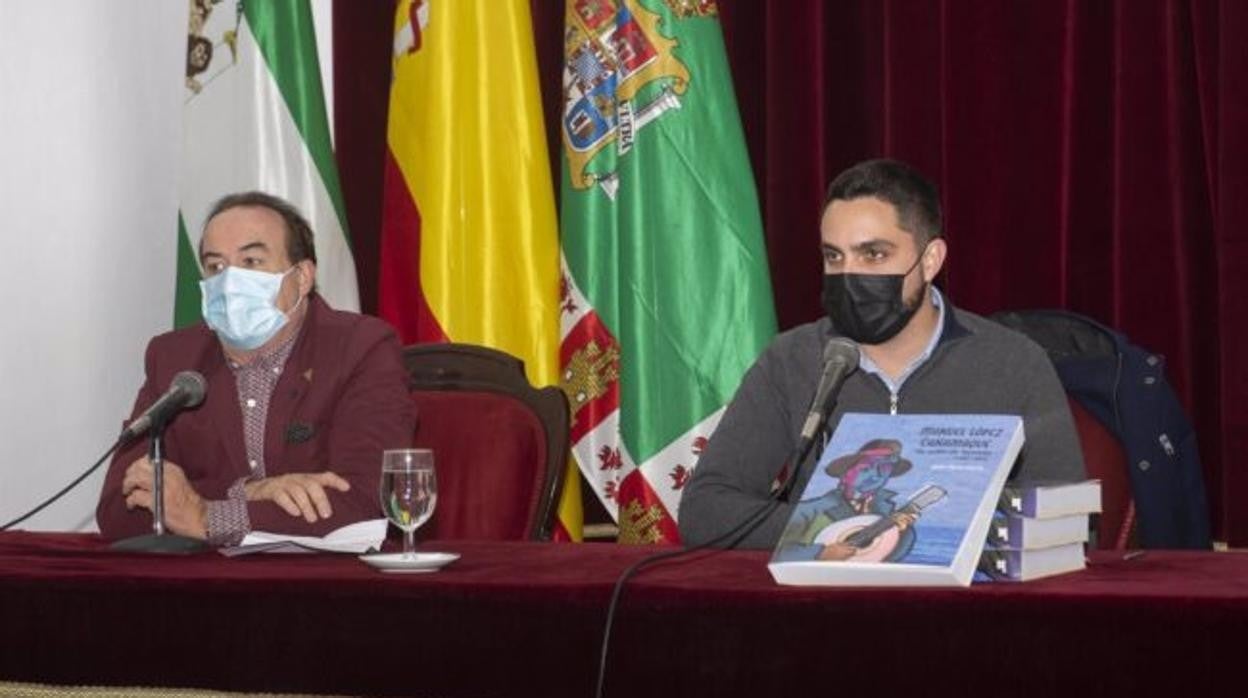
(380, 0), (582, 539)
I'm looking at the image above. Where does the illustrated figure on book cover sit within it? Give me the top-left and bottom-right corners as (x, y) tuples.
(776, 439), (947, 562)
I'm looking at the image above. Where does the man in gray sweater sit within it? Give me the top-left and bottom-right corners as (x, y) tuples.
(678, 159), (1085, 549)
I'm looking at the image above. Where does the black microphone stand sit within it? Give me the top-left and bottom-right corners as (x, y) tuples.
(773, 428), (824, 504)
(111, 415), (208, 554)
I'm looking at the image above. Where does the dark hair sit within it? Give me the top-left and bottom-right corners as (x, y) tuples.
(824, 159), (942, 244)
(202, 191), (318, 265)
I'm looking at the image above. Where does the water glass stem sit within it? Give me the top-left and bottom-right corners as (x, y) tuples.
(403, 528), (416, 558)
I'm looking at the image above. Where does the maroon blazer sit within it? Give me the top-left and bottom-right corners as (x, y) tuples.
(96, 295), (416, 540)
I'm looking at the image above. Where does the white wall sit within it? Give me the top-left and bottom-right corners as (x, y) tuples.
(0, 2), (187, 531)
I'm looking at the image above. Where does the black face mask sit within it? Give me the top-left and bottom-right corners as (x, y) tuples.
(821, 250), (927, 345)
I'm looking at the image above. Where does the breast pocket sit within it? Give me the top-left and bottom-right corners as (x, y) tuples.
(270, 419), (328, 474)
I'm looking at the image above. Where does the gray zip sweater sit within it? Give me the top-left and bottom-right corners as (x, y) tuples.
(678, 306), (1086, 549)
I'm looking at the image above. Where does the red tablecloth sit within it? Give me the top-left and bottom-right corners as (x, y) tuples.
(1, 532), (1245, 697)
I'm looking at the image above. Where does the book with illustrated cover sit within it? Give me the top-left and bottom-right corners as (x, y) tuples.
(769, 413), (1024, 587)
(985, 511), (1090, 550)
(975, 542), (1087, 582)
(998, 479), (1102, 519)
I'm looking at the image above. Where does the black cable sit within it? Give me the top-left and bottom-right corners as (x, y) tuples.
(0, 442), (119, 532)
(593, 495), (784, 698)
(593, 398), (832, 698)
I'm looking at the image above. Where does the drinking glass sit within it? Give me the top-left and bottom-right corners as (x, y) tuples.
(380, 449), (437, 558)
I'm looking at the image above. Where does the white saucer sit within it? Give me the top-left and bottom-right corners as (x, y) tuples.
(358, 552), (460, 574)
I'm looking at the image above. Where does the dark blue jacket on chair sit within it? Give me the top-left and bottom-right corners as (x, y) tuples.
(992, 310), (1212, 549)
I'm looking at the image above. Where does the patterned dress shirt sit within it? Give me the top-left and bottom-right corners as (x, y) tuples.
(204, 329), (299, 546)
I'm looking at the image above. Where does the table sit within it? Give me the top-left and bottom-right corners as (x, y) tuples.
(1, 532), (1246, 697)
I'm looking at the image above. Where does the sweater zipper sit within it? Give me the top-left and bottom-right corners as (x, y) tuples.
(866, 373), (901, 414)
(887, 339), (951, 417)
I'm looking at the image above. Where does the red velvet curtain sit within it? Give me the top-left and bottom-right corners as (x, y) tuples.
(334, 0), (1248, 545)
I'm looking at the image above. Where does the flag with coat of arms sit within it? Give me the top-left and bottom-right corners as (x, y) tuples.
(175, 0), (359, 326)
(558, 0), (776, 543)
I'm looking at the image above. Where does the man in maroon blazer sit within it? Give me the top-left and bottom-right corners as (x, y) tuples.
(97, 192), (415, 545)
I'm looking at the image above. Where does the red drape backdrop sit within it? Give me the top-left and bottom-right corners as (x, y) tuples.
(334, 0), (1248, 545)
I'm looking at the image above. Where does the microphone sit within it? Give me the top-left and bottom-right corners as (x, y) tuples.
(799, 338), (860, 443)
(776, 338), (859, 501)
(118, 371), (207, 443)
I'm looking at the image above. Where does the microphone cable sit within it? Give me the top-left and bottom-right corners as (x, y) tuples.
(593, 494), (782, 698)
(1, 371), (206, 532)
(593, 422), (824, 698)
(0, 441), (120, 532)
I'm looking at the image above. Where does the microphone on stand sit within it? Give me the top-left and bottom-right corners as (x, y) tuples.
(594, 338), (861, 698)
(112, 370), (209, 554)
(773, 338), (860, 502)
(118, 371), (207, 443)
(1, 371), (208, 535)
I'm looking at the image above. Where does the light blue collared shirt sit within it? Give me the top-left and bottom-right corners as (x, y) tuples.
(858, 286), (946, 402)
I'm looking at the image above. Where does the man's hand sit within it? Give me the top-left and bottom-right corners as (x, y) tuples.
(244, 473), (350, 523)
(121, 457), (207, 540)
(891, 512), (918, 531)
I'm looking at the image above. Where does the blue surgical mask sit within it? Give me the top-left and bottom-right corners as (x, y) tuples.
(200, 266), (301, 350)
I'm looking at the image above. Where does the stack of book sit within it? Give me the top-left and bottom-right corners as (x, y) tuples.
(976, 479), (1102, 582)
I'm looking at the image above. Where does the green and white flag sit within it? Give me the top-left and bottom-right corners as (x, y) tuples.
(175, 0), (357, 327)
(558, 0), (776, 544)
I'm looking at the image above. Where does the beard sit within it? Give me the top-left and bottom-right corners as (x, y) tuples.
(901, 279), (929, 315)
